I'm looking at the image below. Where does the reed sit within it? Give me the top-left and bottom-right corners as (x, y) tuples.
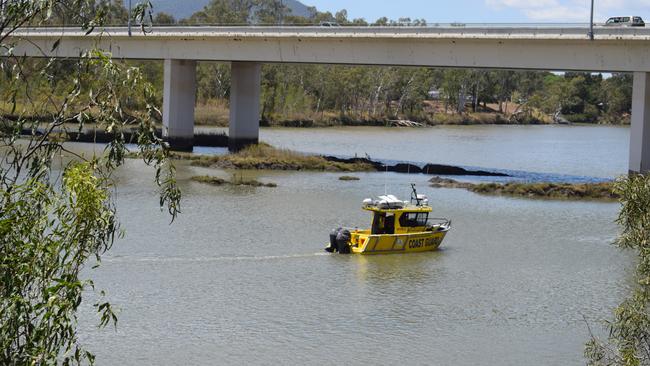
(339, 176), (361, 181)
(191, 175), (277, 188)
(184, 143), (375, 172)
(430, 176), (618, 201)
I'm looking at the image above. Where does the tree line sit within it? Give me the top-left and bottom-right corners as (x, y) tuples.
(153, 0), (635, 125)
(2, 0), (634, 126)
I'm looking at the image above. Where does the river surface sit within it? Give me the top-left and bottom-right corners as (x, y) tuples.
(198, 124), (631, 179)
(77, 125), (634, 365)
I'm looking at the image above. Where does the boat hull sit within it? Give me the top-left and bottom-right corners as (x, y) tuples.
(350, 230), (448, 255)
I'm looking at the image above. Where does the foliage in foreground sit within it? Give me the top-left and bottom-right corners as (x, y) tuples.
(585, 174), (650, 365)
(0, 1), (180, 364)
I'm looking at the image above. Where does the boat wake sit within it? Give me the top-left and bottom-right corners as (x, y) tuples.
(103, 252), (329, 264)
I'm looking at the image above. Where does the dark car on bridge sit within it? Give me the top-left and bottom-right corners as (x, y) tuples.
(604, 16), (645, 27)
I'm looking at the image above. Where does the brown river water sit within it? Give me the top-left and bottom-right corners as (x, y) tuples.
(75, 124), (633, 365)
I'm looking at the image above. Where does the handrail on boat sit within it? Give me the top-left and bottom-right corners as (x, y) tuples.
(427, 217), (452, 229)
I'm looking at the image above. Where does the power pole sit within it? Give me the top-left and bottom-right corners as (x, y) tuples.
(127, 0), (132, 37)
(588, 0), (594, 40)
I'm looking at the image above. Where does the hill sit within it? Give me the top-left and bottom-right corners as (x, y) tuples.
(150, 0), (315, 22)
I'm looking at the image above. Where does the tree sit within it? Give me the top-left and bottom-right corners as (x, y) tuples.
(183, 0), (254, 25)
(183, 0), (291, 25)
(0, 1), (180, 364)
(602, 74), (633, 119)
(373, 17), (389, 26)
(334, 9), (348, 25)
(586, 174), (650, 366)
(440, 69), (472, 113)
(153, 12), (176, 25)
(255, 0), (289, 24)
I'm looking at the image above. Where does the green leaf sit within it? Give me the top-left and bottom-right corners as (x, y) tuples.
(51, 38), (61, 52)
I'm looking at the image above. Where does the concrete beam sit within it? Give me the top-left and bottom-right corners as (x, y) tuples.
(630, 72), (650, 173)
(163, 59), (196, 151)
(8, 27), (650, 73)
(229, 62), (261, 151)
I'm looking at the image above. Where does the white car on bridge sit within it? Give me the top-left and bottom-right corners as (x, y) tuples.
(604, 16), (645, 27)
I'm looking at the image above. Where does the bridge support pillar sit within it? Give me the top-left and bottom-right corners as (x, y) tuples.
(630, 72), (650, 174)
(229, 62), (261, 151)
(163, 59), (196, 151)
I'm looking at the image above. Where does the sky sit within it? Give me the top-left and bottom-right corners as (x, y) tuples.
(301, 0), (650, 23)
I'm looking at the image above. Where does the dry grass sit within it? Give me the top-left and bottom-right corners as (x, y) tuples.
(471, 182), (617, 200)
(430, 176), (617, 201)
(195, 100), (230, 126)
(191, 175), (277, 187)
(187, 99), (542, 128)
(175, 143), (375, 172)
(339, 175), (360, 181)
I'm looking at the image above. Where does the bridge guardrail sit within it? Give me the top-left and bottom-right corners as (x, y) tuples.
(13, 25), (650, 37)
(17, 22), (629, 28)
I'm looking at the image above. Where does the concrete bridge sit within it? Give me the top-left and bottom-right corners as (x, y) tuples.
(6, 26), (650, 172)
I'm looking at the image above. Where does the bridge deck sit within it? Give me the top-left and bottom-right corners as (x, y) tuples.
(11, 26), (650, 41)
(5, 26), (650, 73)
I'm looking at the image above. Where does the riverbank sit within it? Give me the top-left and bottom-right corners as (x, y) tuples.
(194, 100), (630, 127)
(195, 106), (547, 128)
(430, 177), (618, 201)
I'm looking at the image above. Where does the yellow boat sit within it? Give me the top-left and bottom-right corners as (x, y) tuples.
(326, 184), (451, 254)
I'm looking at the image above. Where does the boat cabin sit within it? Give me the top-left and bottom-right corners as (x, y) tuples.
(363, 194), (433, 235)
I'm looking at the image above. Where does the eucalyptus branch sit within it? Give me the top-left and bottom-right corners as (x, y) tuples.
(1, 2), (180, 364)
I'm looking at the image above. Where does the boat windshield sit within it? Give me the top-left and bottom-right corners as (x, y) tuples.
(399, 212), (429, 227)
(372, 212), (395, 234)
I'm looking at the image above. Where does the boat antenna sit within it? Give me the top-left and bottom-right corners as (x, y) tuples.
(407, 163), (411, 199)
(411, 183), (422, 206)
(384, 164), (388, 195)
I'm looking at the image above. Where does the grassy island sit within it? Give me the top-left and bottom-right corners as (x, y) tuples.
(164, 144), (506, 177)
(174, 144), (375, 172)
(191, 175), (277, 188)
(429, 177), (618, 201)
(339, 176), (361, 181)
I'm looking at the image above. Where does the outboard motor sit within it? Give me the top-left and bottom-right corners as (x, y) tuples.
(325, 228), (351, 254)
(336, 229), (351, 254)
(326, 228), (342, 253)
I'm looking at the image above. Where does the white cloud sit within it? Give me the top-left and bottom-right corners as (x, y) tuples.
(486, 0), (648, 22)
